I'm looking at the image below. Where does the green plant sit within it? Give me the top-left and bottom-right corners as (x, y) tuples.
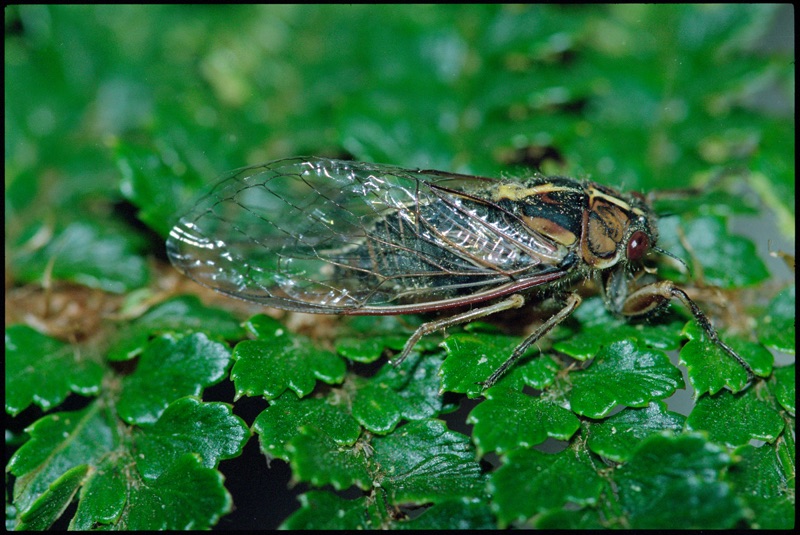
(6, 5), (794, 529)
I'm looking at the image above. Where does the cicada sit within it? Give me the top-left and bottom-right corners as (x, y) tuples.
(166, 157), (753, 388)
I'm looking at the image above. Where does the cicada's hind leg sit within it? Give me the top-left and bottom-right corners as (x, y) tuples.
(393, 294), (526, 367)
(619, 280), (755, 381)
(481, 292), (583, 390)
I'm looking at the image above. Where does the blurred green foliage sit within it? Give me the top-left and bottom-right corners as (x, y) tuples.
(5, 5), (794, 530)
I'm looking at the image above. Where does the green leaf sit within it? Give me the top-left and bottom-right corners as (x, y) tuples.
(679, 321), (770, 395)
(115, 139), (207, 238)
(287, 429), (375, 491)
(369, 419), (485, 504)
(468, 388), (580, 455)
(288, 419), (484, 504)
(117, 332), (232, 424)
(771, 364), (795, 415)
(109, 454), (232, 530)
(552, 297), (684, 359)
(758, 285), (796, 354)
(134, 397), (250, 478)
(534, 507), (610, 529)
(7, 394), (243, 530)
(284, 489), (496, 530)
(14, 464), (88, 531)
(656, 215), (769, 289)
(231, 314), (346, 399)
(727, 440), (795, 529)
(254, 392), (361, 462)
(336, 335), (404, 363)
(280, 491), (385, 530)
(336, 315), (424, 363)
(133, 295), (244, 339)
(108, 295), (245, 361)
(396, 497), (496, 530)
(569, 340), (684, 418)
(11, 220), (149, 293)
(615, 432), (742, 529)
(490, 443), (604, 527)
(686, 390), (785, 447)
(440, 332), (560, 397)
(585, 402), (686, 462)
(70, 458), (127, 529)
(350, 351), (444, 434)
(5, 325), (104, 415)
(8, 403), (119, 518)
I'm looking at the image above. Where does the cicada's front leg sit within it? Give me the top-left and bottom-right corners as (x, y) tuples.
(616, 279), (754, 381)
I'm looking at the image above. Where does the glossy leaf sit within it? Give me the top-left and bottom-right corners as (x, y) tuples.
(569, 340), (684, 418)
(68, 403), (243, 530)
(133, 397), (249, 478)
(108, 295), (245, 361)
(283, 492), (496, 530)
(8, 403), (119, 519)
(727, 440), (795, 529)
(14, 464), (88, 531)
(287, 430), (373, 491)
(758, 285), (796, 354)
(396, 498), (496, 530)
(771, 364), (795, 415)
(117, 332), (232, 424)
(441, 332), (560, 397)
(535, 507), (610, 530)
(350, 351), (444, 434)
(585, 402), (686, 462)
(490, 444), (604, 527)
(5, 325), (103, 416)
(468, 388), (580, 455)
(97, 454), (232, 530)
(652, 187), (760, 218)
(679, 321), (771, 395)
(70, 458), (127, 529)
(288, 419), (484, 504)
(115, 140), (208, 238)
(614, 433), (742, 529)
(280, 491), (385, 530)
(231, 315), (346, 399)
(254, 392), (361, 462)
(369, 419), (485, 504)
(11, 221), (149, 294)
(7, 393), (245, 530)
(335, 315), (426, 363)
(686, 390), (785, 447)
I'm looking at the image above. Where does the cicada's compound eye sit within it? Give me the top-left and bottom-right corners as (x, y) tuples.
(626, 230), (650, 262)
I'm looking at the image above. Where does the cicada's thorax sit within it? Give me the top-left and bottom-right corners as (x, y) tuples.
(492, 178), (657, 271)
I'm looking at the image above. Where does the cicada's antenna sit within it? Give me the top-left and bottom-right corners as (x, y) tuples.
(653, 246), (690, 272)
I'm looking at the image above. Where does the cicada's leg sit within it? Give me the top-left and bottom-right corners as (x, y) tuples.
(393, 294), (526, 366)
(620, 280), (754, 381)
(481, 292), (583, 390)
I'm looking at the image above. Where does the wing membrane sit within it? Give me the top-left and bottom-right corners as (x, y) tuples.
(167, 157), (572, 313)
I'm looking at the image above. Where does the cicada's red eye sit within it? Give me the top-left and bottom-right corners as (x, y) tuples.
(626, 230), (649, 261)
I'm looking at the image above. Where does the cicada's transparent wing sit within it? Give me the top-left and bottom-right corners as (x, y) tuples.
(167, 157), (571, 313)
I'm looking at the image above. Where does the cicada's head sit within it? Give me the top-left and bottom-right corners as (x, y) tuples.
(581, 185), (659, 270)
